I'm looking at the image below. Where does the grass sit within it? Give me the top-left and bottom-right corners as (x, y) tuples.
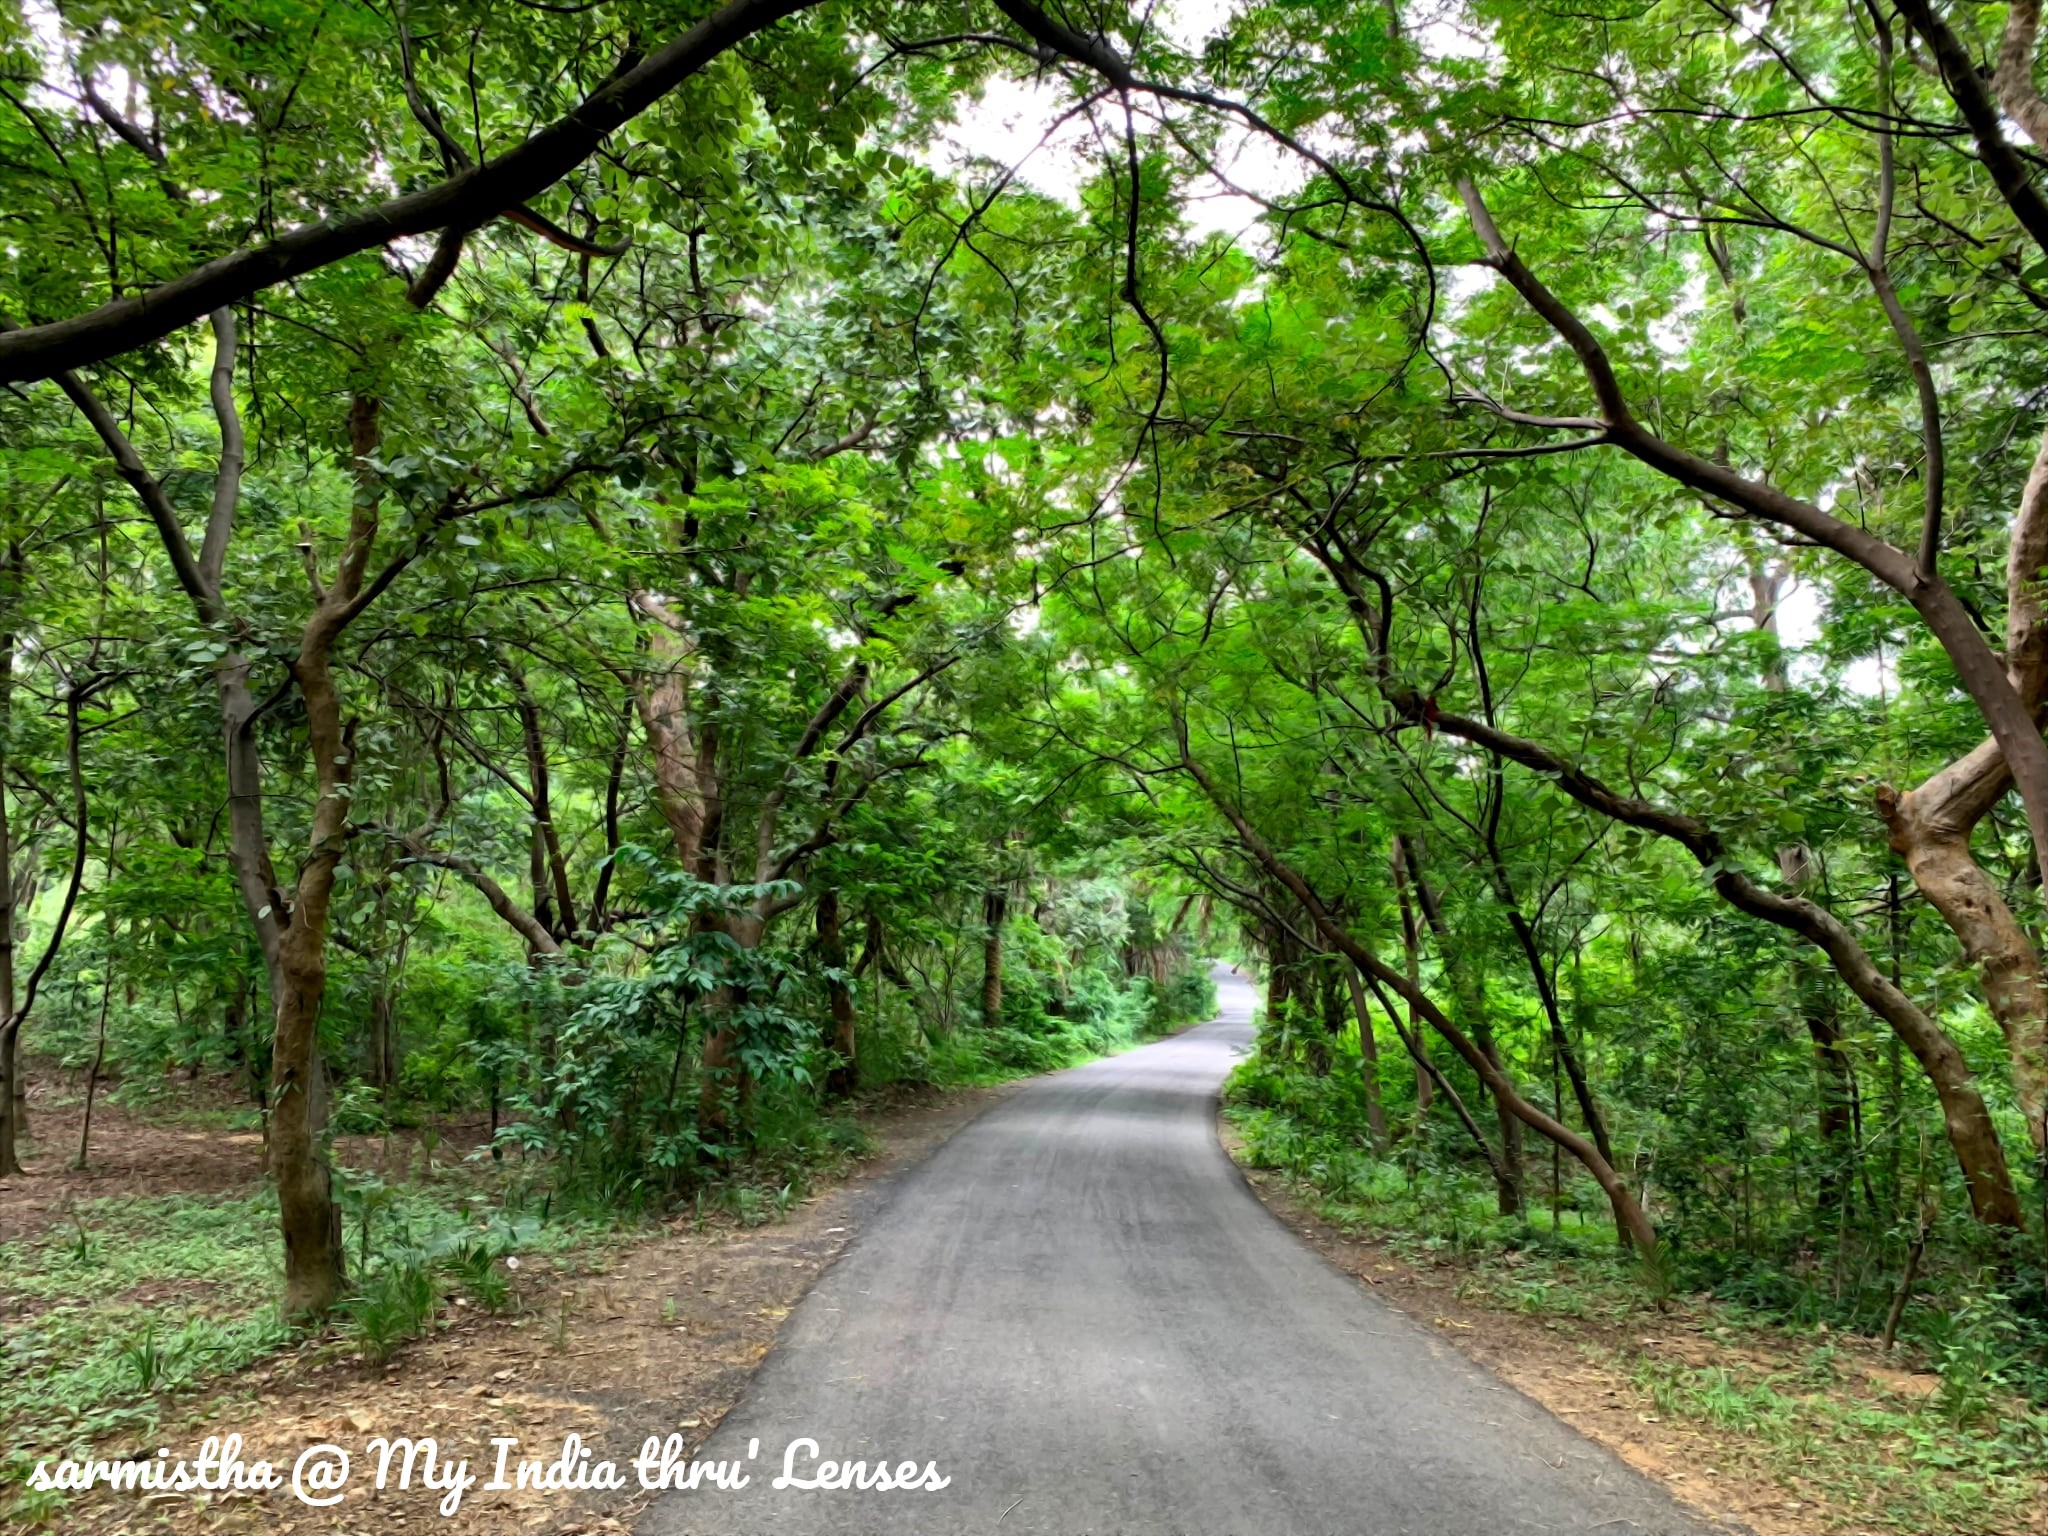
(1625, 1351), (2048, 1534)
(0, 1178), (601, 1482)
(0, 1191), (292, 1468)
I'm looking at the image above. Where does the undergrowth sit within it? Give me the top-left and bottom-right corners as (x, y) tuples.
(0, 1179), (596, 1496)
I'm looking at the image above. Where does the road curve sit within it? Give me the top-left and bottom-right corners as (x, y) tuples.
(642, 967), (1723, 1535)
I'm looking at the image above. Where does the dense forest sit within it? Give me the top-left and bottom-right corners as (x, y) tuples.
(8, 0), (2048, 1521)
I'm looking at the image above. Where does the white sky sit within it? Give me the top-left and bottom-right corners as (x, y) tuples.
(925, 0), (1307, 242)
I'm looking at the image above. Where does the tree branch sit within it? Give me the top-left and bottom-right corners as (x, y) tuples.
(0, 0), (819, 382)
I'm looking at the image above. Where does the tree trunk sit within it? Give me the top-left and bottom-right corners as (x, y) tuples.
(1390, 843), (1431, 1122)
(2, 668), (88, 1179)
(697, 909), (764, 1139)
(1882, 767), (2048, 1160)
(1307, 960), (1339, 1076)
(75, 938), (114, 1169)
(270, 922), (342, 1315)
(367, 986), (399, 1091)
(1401, 836), (1525, 1214)
(512, 667), (577, 939)
(818, 890), (858, 1099)
(265, 630), (357, 1316)
(1184, 753), (1662, 1259)
(981, 885), (1008, 1026)
(1497, 883), (1613, 1176)
(0, 544), (22, 1173)
(590, 695), (632, 927)
(1799, 966), (1856, 1224)
(1260, 916), (1304, 1061)
(635, 613), (710, 872)
(1341, 965), (1390, 1149)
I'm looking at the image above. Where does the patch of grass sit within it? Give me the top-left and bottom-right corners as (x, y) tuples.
(1226, 1096), (1618, 1260)
(0, 1191), (291, 1459)
(0, 1181), (601, 1481)
(1629, 1352), (2048, 1535)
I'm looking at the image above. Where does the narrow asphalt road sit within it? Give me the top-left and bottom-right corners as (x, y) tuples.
(643, 967), (1725, 1535)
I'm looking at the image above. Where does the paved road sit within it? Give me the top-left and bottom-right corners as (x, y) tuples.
(642, 967), (1725, 1535)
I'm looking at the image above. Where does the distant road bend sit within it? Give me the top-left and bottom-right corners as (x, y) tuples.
(643, 966), (1722, 1535)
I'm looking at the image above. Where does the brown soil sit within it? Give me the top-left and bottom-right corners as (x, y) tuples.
(9, 1081), (1009, 1535)
(0, 1069), (270, 1245)
(1225, 1131), (2045, 1536)
(0, 1061), (530, 1248)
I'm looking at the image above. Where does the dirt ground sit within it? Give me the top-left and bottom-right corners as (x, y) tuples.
(0, 1063), (523, 1251)
(2, 1082), (262, 1247)
(3, 1076), (1010, 1535)
(1226, 1137), (2045, 1536)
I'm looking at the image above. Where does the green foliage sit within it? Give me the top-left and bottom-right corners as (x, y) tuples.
(343, 1263), (438, 1367)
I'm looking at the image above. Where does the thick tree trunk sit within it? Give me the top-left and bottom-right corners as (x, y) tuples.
(270, 925), (342, 1314)
(267, 638), (354, 1316)
(635, 612), (711, 873)
(1863, 427), (2048, 1166)
(1882, 759), (2048, 1159)
(818, 890), (858, 1099)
